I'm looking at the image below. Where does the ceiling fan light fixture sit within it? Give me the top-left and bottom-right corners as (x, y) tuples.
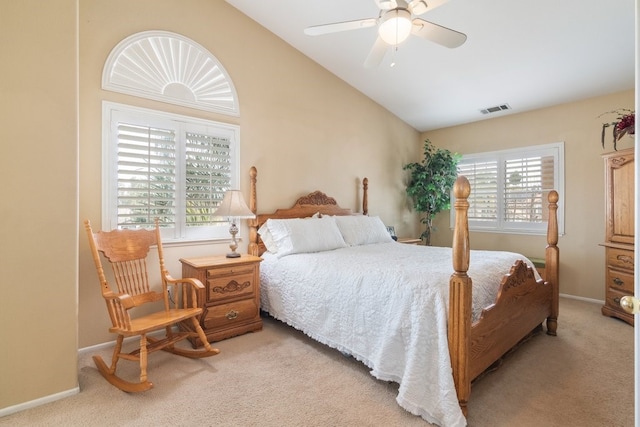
(378, 9), (412, 45)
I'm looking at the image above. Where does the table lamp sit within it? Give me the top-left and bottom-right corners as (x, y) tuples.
(213, 190), (255, 258)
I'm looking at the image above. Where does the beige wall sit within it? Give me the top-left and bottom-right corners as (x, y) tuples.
(423, 89), (635, 300)
(0, 0), (79, 411)
(78, 0), (421, 348)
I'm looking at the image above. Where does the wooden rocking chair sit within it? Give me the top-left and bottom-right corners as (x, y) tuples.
(84, 219), (219, 392)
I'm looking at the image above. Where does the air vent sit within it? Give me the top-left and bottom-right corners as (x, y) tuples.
(480, 104), (511, 115)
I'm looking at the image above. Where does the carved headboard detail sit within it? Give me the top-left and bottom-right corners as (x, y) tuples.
(295, 191), (337, 206)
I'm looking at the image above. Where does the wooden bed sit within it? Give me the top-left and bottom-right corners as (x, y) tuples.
(246, 166), (559, 420)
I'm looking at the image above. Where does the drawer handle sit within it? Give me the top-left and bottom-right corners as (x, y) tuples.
(614, 297), (621, 305)
(226, 310), (239, 320)
(613, 277), (624, 286)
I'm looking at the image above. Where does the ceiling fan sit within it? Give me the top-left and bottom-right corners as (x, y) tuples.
(304, 0), (467, 68)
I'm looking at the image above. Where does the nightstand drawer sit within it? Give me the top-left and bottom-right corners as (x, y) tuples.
(207, 264), (256, 278)
(207, 272), (256, 303)
(606, 268), (634, 293)
(203, 299), (258, 329)
(606, 247), (635, 271)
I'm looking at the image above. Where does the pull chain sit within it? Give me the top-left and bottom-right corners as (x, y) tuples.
(390, 46), (398, 67)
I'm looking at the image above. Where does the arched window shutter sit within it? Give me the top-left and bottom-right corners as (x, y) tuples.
(103, 31), (239, 116)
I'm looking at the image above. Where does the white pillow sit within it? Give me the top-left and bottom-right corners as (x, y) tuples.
(258, 213), (321, 254)
(334, 215), (393, 246)
(258, 222), (279, 253)
(265, 216), (347, 258)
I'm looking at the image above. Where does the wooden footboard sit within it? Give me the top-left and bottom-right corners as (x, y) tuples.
(448, 176), (560, 416)
(469, 260), (551, 380)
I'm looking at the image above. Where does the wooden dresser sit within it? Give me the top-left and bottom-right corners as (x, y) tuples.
(180, 254), (263, 346)
(601, 148), (635, 326)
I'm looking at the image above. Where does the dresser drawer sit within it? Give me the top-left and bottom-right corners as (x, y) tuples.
(606, 268), (634, 293)
(207, 271), (256, 303)
(203, 299), (259, 330)
(606, 247), (634, 271)
(605, 286), (634, 310)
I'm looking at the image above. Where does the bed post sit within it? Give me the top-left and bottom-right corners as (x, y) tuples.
(248, 166), (259, 256)
(545, 190), (559, 336)
(362, 177), (368, 215)
(449, 176), (472, 416)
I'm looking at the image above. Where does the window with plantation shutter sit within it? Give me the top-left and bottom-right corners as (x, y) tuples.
(104, 102), (241, 242)
(453, 142), (564, 235)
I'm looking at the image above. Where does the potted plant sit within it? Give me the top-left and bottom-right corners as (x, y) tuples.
(403, 139), (460, 245)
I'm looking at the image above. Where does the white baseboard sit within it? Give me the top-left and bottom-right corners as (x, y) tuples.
(78, 327), (175, 355)
(78, 338), (120, 355)
(559, 293), (604, 305)
(0, 386), (79, 418)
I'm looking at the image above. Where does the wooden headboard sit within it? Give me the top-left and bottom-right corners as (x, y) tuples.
(247, 166), (368, 256)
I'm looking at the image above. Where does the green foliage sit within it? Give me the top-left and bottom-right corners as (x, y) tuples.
(403, 139), (460, 244)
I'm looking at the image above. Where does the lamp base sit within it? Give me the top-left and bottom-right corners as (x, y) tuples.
(226, 223), (241, 258)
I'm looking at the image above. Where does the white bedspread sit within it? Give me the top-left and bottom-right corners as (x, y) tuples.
(260, 242), (540, 427)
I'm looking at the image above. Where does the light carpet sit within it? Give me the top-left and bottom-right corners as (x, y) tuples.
(0, 297), (634, 427)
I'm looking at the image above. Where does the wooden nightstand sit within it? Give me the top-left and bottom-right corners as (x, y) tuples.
(179, 254), (263, 346)
(397, 237), (422, 245)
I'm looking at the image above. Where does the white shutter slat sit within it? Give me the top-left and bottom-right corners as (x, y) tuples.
(116, 122), (177, 227)
(503, 155), (554, 224)
(459, 159), (498, 222)
(184, 132), (232, 227)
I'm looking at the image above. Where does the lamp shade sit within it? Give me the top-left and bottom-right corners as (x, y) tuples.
(213, 190), (255, 219)
(378, 9), (412, 45)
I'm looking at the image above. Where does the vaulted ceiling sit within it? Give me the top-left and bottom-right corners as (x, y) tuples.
(226, 0), (635, 131)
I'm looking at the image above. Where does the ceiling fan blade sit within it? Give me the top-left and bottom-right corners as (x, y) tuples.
(411, 18), (467, 48)
(364, 36), (388, 68)
(304, 18), (377, 36)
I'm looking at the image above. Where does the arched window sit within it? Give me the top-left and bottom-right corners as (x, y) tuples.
(103, 30), (239, 116)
